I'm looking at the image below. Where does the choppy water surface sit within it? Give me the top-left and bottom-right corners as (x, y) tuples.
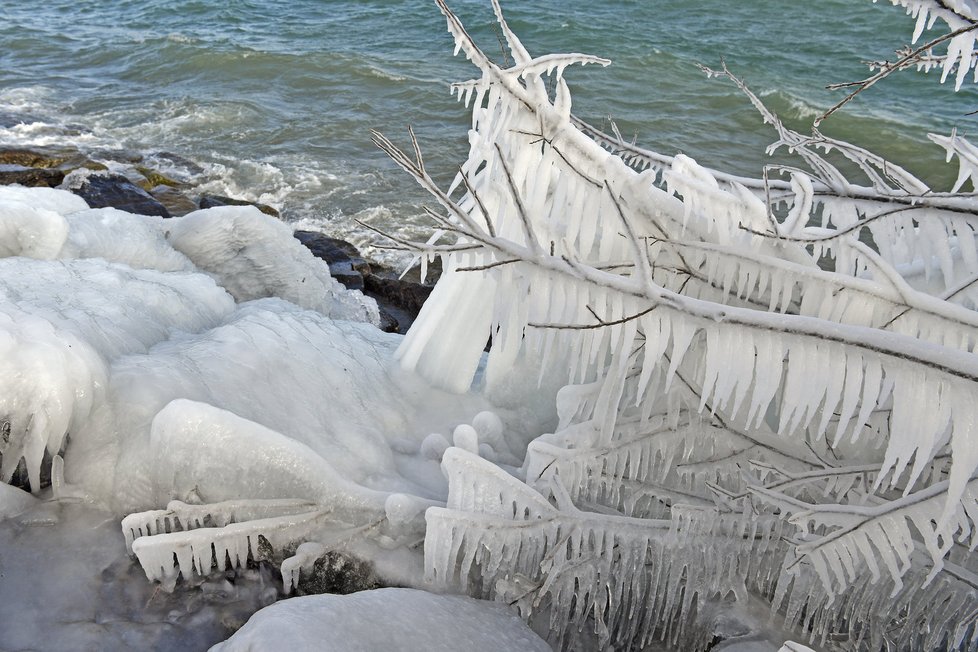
(0, 0), (975, 263)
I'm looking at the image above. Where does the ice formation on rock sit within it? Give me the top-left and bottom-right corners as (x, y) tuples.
(61, 207), (196, 272)
(211, 588), (551, 652)
(0, 184), (486, 611)
(167, 205), (380, 324)
(281, 541), (329, 595)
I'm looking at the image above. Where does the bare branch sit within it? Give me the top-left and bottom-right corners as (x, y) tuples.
(818, 23), (978, 126)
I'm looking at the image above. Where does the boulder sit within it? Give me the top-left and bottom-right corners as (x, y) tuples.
(293, 231), (365, 269)
(0, 147), (105, 172)
(293, 230), (372, 287)
(0, 148), (85, 169)
(89, 148), (144, 164)
(291, 230), (437, 331)
(295, 550), (379, 596)
(61, 171), (171, 218)
(375, 307), (400, 333)
(363, 273), (433, 317)
(398, 255), (443, 285)
(136, 166), (183, 190)
(292, 231), (407, 333)
(149, 185), (199, 217)
(0, 147), (108, 188)
(0, 148), (68, 169)
(0, 164), (65, 188)
(198, 194), (279, 218)
(323, 260), (364, 290)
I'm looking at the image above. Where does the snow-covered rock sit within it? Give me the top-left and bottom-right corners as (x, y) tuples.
(166, 205), (380, 325)
(210, 588), (550, 652)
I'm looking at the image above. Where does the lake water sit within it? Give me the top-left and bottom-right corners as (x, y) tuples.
(1, 0), (974, 265)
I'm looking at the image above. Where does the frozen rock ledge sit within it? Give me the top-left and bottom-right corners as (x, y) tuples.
(210, 587), (550, 652)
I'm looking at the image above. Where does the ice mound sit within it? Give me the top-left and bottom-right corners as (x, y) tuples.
(0, 190), (401, 498)
(210, 588), (550, 652)
(166, 205), (380, 324)
(0, 199), (68, 259)
(0, 257), (234, 358)
(61, 207), (196, 272)
(98, 300), (418, 507)
(0, 184), (89, 215)
(120, 397), (389, 513)
(0, 186), (530, 647)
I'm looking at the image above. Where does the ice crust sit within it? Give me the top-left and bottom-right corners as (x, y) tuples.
(0, 193), (444, 504)
(62, 207), (196, 272)
(0, 199), (68, 259)
(0, 186), (529, 626)
(0, 184), (90, 214)
(210, 588), (551, 652)
(166, 205), (380, 324)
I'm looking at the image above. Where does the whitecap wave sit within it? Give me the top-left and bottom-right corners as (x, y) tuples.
(0, 86), (54, 114)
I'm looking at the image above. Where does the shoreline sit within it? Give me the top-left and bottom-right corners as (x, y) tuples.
(0, 142), (438, 334)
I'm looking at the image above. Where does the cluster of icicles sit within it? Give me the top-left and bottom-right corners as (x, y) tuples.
(398, 1), (978, 650)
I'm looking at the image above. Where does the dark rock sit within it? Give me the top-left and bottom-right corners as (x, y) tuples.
(293, 230), (373, 284)
(0, 164), (65, 187)
(294, 230), (379, 293)
(363, 274), (433, 317)
(198, 194), (279, 218)
(296, 550), (379, 596)
(293, 231), (362, 266)
(325, 261), (364, 290)
(6, 446), (56, 493)
(376, 307), (400, 333)
(149, 185), (198, 217)
(63, 172), (171, 218)
(291, 231), (424, 333)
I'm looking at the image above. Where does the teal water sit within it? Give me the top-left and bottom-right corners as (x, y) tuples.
(0, 0), (975, 263)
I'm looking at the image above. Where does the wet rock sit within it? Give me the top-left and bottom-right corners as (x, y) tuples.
(0, 164), (65, 188)
(90, 148), (144, 164)
(0, 148), (69, 169)
(398, 256), (443, 285)
(376, 307), (399, 333)
(291, 231), (411, 333)
(149, 185), (198, 217)
(362, 274), (433, 318)
(325, 260), (364, 290)
(293, 231), (366, 269)
(293, 230), (372, 289)
(199, 194), (279, 218)
(295, 550), (379, 596)
(62, 170), (171, 218)
(7, 447), (55, 493)
(0, 147), (106, 174)
(136, 166), (183, 190)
